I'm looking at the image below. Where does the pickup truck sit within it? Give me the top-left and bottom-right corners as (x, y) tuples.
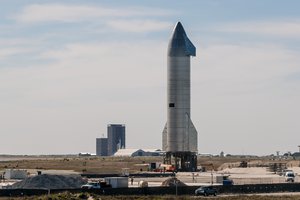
(81, 181), (111, 189)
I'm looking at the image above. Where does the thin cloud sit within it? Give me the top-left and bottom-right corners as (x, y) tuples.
(198, 43), (300, 85)
(0, 38), (44, 62)
(106, 20), (172, 33)
(0, 47), (36, 59)
(13, 4), (174, 23)
(218, 20), (300, 38)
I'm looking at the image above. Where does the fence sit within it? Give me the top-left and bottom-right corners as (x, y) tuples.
(1, 183), (300, 197)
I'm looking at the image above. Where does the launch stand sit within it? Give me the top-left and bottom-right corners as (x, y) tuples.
(164, 151), (197, 172)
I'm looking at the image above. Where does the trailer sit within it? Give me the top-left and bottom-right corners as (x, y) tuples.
(104, 177), (128, 188)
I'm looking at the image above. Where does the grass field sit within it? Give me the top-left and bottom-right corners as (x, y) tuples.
(0, 155), (273, 174)
(0, 156), (163, 174)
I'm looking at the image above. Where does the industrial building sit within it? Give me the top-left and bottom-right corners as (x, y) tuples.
(114, 149), (162, 157)
(96, 124), (126, 156)
(4, 169), (27, 179)
(96, 138), (108, 156)
(292, 152), (300, 160)
(107, 124), (126, 156)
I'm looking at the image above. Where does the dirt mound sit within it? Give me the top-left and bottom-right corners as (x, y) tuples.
(12, 174), (87, 189)
(161, 177), (186, 187)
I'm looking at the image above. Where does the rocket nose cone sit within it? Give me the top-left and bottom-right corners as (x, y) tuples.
(168, 22), (196, 57)
(175, 21), (183, 30)
(171, 22), (186, 39)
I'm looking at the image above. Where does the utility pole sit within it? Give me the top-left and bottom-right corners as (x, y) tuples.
(174, 180), (178, 196)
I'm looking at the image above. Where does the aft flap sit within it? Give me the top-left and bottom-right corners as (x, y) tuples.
(162, 123), (167, 151)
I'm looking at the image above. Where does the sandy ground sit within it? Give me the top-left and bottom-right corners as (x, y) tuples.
(220, 167), (300, 184)
(129, 167), (300, 187)
(1, 167), (300, 188)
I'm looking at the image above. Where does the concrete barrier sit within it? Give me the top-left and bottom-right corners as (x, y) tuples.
(81, 172), (173, 178)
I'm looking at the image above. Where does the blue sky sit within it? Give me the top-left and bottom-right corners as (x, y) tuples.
(0, 0), (300, 155)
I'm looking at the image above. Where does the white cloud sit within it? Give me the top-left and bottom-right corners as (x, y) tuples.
(218, 20), (300, 38)
(11, 4), (174, 33)
(197, 44), (300, 84)
(106, 20), (172, 33)
(39, 41), (167, 89)
(0, 38), (33, 46)
(0, 47), (30, 58)
(0, 38), (41, 59)
(13, 4), (174, 23)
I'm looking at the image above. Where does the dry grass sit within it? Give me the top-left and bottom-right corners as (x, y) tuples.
(0, 155), (296, 174)
(0, 156), (162, 174)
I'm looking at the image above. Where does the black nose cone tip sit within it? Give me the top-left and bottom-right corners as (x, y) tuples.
(173, 22), (185, 37)
(168, 22), (196, 57)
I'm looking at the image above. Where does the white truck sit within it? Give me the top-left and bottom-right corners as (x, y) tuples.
(81, 181), (112, 189)
(285, 171), (295, 182)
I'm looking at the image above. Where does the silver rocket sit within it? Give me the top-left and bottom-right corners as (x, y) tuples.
(162, 22), (198, 153)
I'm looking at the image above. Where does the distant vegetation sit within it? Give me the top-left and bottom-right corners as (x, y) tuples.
(0, 192), (300, 200)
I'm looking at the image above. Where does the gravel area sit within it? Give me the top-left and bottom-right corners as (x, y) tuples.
(11, 174), (87, 189)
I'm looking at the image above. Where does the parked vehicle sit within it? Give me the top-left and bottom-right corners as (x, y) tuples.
(81, 182), (101, 189)
(159, 164), (175, 172)
(81, 181), (111, 189)
(278, 169), (293, 176)
(222, 175), (234, 185)
(195, 186), (217, 196)
(285, 171), (295, 182)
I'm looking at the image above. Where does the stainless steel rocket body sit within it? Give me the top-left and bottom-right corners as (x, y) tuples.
(163, 22), (198, 153)
(167, 56), (191, 151)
